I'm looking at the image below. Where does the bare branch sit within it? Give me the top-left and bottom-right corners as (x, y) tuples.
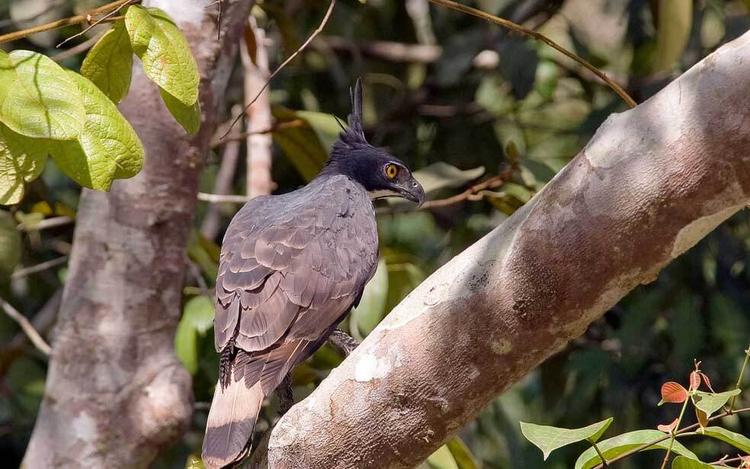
(428, 0), (637, 108)
(16, 216), (74, 232)
(0, 0), (139, 45)
(11, 256), (68, 280)
(262, 31), (750, 469)
(0, 297), (52, 356)
(198, 192), (251, 204)
(221, 0), (336, 138)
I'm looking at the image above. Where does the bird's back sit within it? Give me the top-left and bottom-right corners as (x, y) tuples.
(203, 174), (378, 468)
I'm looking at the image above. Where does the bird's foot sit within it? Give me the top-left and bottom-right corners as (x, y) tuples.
(328, 329), (360, 357)
(275, 374), (294, 416)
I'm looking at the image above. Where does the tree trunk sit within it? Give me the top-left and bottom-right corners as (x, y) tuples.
(22, 1), (253, 467)
(261, 31), (750, 468)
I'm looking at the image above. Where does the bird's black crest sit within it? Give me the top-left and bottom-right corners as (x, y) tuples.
(334, 78), (369, 152)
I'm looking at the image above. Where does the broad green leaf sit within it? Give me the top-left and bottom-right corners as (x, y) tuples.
(692, 389), (741, 417)
(188, 231), (219, 280)
(272, 106), (329, 181)
(521, 418), (613, 460)
(81, 21), (133, 103)
(125, 6), (199, 106)
(412, 162), (485, 195)
(574, 430), (698, 469)
(654, 0), (693, 72)
(0, 50), (85, 140)
(296, 110), (343, 151)
(185, 454), (206, 469)
(701, 426), (750, 453)
(50, 72), (144, 191)
(350, 258), (388, 339)
(160, 88), (201, 135)
(175, 295), (214, 374)
(671, 456), (715, 469)
(0, 210), (21, 280)
(0, 123), (47, 205)
(426, 445), (459, 469)
(183, 295), (215, 335)
(445, 437), (479, 469)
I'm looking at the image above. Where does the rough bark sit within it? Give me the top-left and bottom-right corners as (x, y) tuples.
(262, 31), (750, 468)
(22, 1), (253, 467)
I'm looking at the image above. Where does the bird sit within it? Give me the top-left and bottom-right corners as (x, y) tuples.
(201, 79), (425, 468)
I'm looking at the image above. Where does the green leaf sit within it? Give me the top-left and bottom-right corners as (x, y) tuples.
(0, 123), (47, 205)
(271, 106), (329, 181)
(175, 295), (214, 375)
(0, 210), (21, 280)
(187, 231), (219, 280)
(654, 0), (693, 72)
(521, 418), (613, 460)
(445, 437), (479, 469)
(701, 426), (750, 453)
(671, 456), (715, 469)
(80, 21), (133, 103)
(49, 72), (144, 191)
(350, 258), (388, 339)
(426, 445), (459, 469)
(295, 110), (343, 151)
(125, 6), (199, 106)
(412, 162), (485, 195)
(692, 389), (741, 417)
(0, 50), (85, 140)
(160, 88), (201, 135)
(185, 454), (205, 469)
(574, 430), (698, 469)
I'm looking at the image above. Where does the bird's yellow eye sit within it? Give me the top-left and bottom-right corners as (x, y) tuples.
(384, 163), (399, 179)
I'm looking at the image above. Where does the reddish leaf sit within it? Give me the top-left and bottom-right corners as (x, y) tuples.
(695, 408), (708, 428)
(657, 418), (679, 433)
(700, 372), (715, 392)
(689, 371), (701, 391)
(660, 381), (688, 404)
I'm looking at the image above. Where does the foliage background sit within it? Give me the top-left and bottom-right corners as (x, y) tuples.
(1, 0), (749, 467)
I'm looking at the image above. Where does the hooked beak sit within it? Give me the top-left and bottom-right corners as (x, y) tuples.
(399, 178), (425, 206)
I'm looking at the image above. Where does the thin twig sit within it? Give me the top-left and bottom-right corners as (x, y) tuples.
(729, 345), (749, 412)
(11, 256), (68, 279)
(660, 397), (690, 469)
(198, 193), (252, 204)
(52, 30), (105, 62)
(221, 0), (337, 139)
(56, 1), (135, 48)
(590, 440), (608, 467)
(592, 407), (750, 469)
(379, 168), (514, 215)
(0, 297), (51, 356)
(427, 0), (637, 108)
(0, 0), (138, 45)
(16, 216), (74, 232)
(210, 119), (306, 148)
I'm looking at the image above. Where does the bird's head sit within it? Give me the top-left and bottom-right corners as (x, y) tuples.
(323, 79), (425, 206)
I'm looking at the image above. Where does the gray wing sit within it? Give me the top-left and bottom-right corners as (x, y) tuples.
(215, 177), (378, 360)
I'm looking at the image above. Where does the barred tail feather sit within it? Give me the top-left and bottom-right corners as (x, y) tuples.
(202, 380), (264, 469)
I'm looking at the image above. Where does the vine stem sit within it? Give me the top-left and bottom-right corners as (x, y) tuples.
(592, 407), (750, 469)
(427, 0), (637, 109)
(0, 0), (138, 45)
(660, 397), (691, 469)
(729, 345), (749, 412)
(590, 440), (609, 467)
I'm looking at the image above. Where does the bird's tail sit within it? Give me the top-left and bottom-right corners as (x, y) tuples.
(202, 379), (264, 469)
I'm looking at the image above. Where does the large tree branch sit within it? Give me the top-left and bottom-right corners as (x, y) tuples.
(22, 1), (253, 467)
(262, 31), (750, 468)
